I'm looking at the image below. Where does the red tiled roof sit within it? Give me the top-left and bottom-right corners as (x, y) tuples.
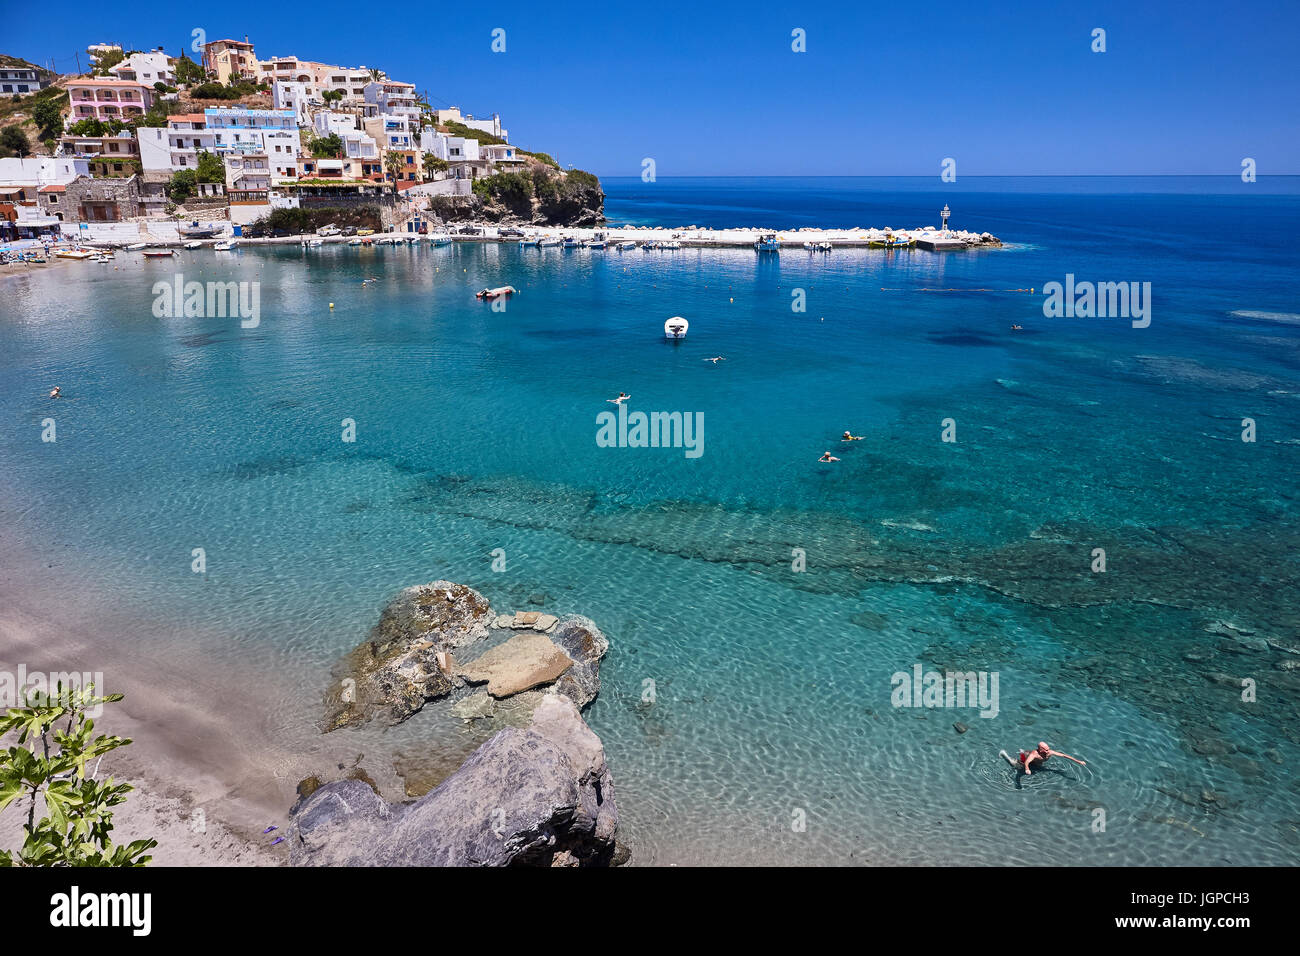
(38, 184), (67, 193)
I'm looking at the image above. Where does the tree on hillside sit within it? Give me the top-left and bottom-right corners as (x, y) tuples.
(173, 53), (206, 86)
(93, 49), (126, 76)
(195, 150), (224, 184)
(0, 127), (31, 158)
(423, 154), (448, 178)
(309, 133), (342, 158)
(31, 96), (66, 141)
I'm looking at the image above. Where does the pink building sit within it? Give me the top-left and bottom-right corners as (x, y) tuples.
(67, 78), (155, 123)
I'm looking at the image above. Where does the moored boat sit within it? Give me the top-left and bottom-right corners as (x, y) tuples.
(664, 316), (689, 340)
(755, 233), (781, 252)
(213, 241), (237, 251)
(429, 233), (452, 246)
(142, 249), (175, 258)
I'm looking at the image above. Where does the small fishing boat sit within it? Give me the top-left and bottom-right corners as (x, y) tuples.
(562, 237), (581, 248)
(348, 237), (363, 246)
(660, 240), (681, 249)
(213, 241), (236, 252)
(755, 233), (781, 252)
(617, 241), (637, 251)
(56, 249), (96, 260)
(178, 221), (224, 238)
(184, 240), (204, 250)
(664, 316), (689, 340)
(429, 233), (452, 246)
(583, 239), (606, 249)
(642, 240), (660, 251)
(305, 238), (324, 247)
(803, 241), (832, 253)
(143, 249), (175, 257)
(126, 242), (148, 251)
(537, 236), (561, 247)
(476, 285), (517, 300)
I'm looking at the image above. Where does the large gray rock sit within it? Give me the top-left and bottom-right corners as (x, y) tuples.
(290, 694), (617, 866)
(325, 581), (494, 730)
(549, 616), (609, 709)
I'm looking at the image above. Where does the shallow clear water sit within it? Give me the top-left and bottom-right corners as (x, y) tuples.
(1, 177), (1298, 864)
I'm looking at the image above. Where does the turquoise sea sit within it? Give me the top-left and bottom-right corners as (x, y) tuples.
(1, 176), (1298, 865)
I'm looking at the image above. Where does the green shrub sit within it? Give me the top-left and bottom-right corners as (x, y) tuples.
(0, 683), (157, 867)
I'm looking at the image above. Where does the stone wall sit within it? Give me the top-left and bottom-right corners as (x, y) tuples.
(64, 175), (142, 221)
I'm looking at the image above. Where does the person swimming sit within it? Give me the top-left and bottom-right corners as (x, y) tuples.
(1000, 741), (1086, 775)
(841, 431), (863, 441)
(606, 392), (630, 405)
(818, 452), (840, 462)
(703, 356), (726, 364)
(48, 386), (61, 399)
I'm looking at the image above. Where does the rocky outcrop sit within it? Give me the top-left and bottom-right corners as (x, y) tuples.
(324, 581), (492, 731)
(325, 582), (609, 730)
(290, 694), (617, 867)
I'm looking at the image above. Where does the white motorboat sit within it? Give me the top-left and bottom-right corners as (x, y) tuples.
(664, 316), (689, 340)
(660, 240), (681, 249)
(537, 236), (561, 247)
(213, 241), (236, 251)
(348, 237), (363, 246)
(617, 241), (637, 251)
(583, 239), (606, 249)
(126, 242), (148, 251)
(429, 233), (452, 246)
(184, 240), (204, 250)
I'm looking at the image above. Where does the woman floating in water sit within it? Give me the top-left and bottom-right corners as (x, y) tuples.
(48, 386), (61, 399)
(1000, 741), (1086, 775)
(607, 392), (630, 405)
(841, 431), (863, 441)
(818, 452), (840, 462)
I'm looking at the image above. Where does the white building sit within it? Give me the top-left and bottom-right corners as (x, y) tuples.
(0, 66), (48, 98)
(205, 108), (302, 179)
(136, 114), (217, 173)
(110, 50), (175, 87)
(363, 80), (419, 122)
(431, 106), (507, 142)
(0, 157), (92, 189)
(313, 110), (360, 137)
(272, 80), (319, 125)
(420, 129), (480, 163)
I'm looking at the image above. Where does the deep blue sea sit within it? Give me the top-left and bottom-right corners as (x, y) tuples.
(1, 177), (1298, 864)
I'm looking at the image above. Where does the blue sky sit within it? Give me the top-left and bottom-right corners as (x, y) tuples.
(8, 0), (1298, 176)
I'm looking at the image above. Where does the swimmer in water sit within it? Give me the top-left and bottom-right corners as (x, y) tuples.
(607, 392), (630, 405)
(841, 431), (863, 441)
(703, 356), (726, 364)
(818, 452), (840, 462)
(1000, 742), (1086, 775)
(1010, 324), (1023, 331)
(49, 386), (61, 399)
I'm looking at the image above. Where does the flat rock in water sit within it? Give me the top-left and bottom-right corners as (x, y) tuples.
(458, 632), (574, 698)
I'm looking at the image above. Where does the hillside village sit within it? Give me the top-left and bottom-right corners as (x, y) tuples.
(0, 39), (604, 242)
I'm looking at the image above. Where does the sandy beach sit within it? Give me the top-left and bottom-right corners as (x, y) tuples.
(0, 521), (308, 866)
